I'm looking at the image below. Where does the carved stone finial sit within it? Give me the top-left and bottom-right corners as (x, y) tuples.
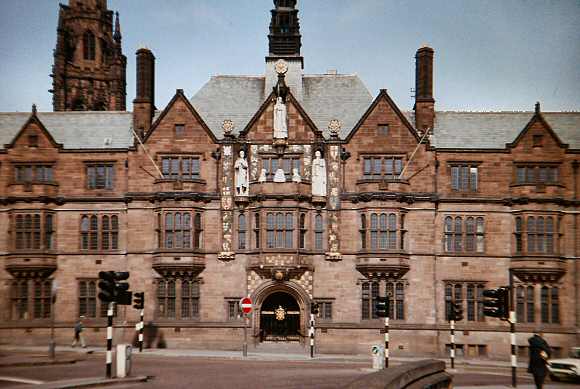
(535, 101), (541, 114)
(32, 104), (37, 114)
(222, 120), (235, 136)
(328, 119), (341, 138)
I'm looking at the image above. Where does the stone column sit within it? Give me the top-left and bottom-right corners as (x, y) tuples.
(326, 143), (342, 261)
(218, 143), (235, 261)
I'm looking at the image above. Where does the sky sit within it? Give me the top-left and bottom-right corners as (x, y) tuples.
(0, 0), (579, 113)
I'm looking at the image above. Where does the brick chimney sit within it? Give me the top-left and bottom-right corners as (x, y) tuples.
(414, 46), (435, 132)
(133, 48), (155, 137)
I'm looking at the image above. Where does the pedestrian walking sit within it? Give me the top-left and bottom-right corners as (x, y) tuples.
(72, 316), (86, 348)
(528, 332), (551, 389)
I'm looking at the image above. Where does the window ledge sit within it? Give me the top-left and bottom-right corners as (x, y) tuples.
(154, 178), (206, 184)
(357, 178), (409, 184)
(442, 251), (486, 256)
(510, 183), (563, 188)
(10, 181), (59, 187)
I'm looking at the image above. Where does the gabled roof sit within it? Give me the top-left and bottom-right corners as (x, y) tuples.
(0, 111), (134, 149)
(239, 90), (322, 138)
(144, 89), (217, 143)
(507, 111), (567, 149)
(432, 112), (580, 150)
(5, 112), (62, 149)
(346, 89), (420, 142)
(190, 73), (372, 138)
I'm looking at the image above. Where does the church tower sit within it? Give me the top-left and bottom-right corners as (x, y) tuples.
(265, 0), (304, 100)
(50, 0), (127, 111)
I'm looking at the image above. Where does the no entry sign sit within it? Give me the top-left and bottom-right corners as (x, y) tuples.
(240, 297), (252, 314)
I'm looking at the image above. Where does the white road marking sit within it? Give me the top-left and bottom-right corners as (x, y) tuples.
(0, 375), (45, 384)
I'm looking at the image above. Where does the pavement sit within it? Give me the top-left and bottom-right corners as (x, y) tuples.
(0, 345), (574, 388)
(0, 344), (532, 368)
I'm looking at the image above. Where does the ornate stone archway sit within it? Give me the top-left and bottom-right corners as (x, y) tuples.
(250, 280), (311, 343)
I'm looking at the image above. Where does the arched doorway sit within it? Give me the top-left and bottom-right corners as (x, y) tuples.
(260, 291), (301, 342)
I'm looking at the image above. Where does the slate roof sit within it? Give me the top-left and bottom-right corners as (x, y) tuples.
(0, 111), (134, 149)
(189, 74), (373, 138)
(0, 98), (578, 151)
(432, 112), (580, 149)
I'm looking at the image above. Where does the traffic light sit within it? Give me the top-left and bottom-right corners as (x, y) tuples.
(133, 292), (144, 310)
(482, 287), (510, 319)
(311, 302), (319, 315)
(375, 297), (390, 318)
(448, 301), (463, 321)
(97, 271), (132, 304)
(114, 272), (132, 305)
(98, 271), (116, 302)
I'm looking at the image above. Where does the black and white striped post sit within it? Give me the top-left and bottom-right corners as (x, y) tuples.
(384, 316), (389, 368)
(309, 312), (315, 358)
(139, 308), (144, 352)
(450, 319), (455, 369)
(106, 302), (114, 379)
(509, 270), (517, 388)
(510, 311), (517, 387)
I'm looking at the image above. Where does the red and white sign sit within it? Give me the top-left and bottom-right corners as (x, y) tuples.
(240, 297), (252, 314)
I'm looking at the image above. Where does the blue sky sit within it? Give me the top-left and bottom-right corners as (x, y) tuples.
(0, 0), (579, 112)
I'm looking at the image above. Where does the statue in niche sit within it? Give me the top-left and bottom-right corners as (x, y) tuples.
(292, 168), (301, 183)
(234, 150), (249, 196)
(273, 97), (288, 139)
(273, 168), (286, 183)
(311, 150), (327, 197)
(258, 168), (267, 183)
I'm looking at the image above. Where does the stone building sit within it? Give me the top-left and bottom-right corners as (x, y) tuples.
(0, 0), (578, 359)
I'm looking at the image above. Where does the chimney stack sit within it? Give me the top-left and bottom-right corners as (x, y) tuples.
(133, 48), (155, 136)
(414, 46), (435, 132)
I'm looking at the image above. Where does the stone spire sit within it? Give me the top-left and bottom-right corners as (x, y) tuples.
(114, 12), (122, 45)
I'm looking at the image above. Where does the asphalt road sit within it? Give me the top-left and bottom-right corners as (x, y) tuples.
(0, 354), (578, 388)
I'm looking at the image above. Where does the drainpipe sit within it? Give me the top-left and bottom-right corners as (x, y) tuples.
(572, 160), (579, 341)
(433, 153), (441, 355)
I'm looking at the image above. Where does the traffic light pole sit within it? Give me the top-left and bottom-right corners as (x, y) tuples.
(106, 302), (114, 379)
(243, 314), (248, 357)
(450, 319), (455, 369)
(139, 308), (144, 353)
(384, 316), (389, 368)
(309, 313), (315, 358)
(509, 269), (517, 388)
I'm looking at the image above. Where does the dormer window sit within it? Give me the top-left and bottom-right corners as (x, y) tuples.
(377, 124), (389, 136)
(28, 134), (38, 147)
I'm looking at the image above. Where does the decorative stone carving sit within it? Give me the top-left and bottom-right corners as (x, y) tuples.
(311, 150), (327, 197)
(234, 150), (249, 196)
(273, 168), (286, 183)
(250, 145), (259, 180)
(222, 119), (234, 136)
(258, 168), (267, 183)
(292, 168), (301, 183)
(328, 119), (341, 138)
(273, 97), (288, 139)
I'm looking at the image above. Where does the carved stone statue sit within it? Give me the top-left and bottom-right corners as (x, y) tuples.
(311, 150), (327, 197)
(273, 97), (288, 139)
(234, 150), (249, 196)
(292, 168), (301, 183)
(273, 168), (286, 183)
(258, 168), (267, 183)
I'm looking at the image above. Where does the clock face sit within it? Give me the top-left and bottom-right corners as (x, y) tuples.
(275, 59), (288, 74)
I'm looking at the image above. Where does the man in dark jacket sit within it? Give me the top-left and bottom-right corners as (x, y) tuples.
(528, 332), (551, 389)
